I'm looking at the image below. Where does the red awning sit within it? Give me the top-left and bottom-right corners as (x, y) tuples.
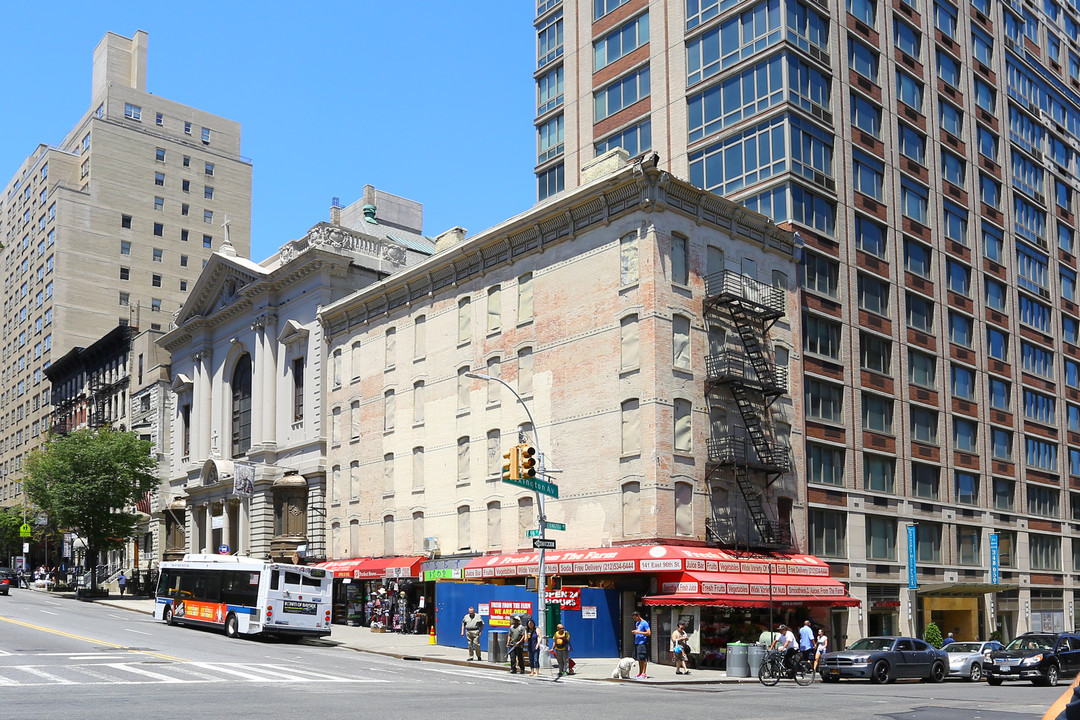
(645, 570), (860, 608)
(462, 544), (833, 580)
(314, 558), (370, 579)
(352, 555), (426, 580)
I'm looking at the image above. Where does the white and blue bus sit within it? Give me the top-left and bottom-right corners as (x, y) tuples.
(154, 554), (332, 639)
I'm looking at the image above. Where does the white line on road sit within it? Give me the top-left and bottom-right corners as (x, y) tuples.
(12, 665), (75, 684)
(124, 629), (151, 636)
(39, 610), (58, 616)
(103, 663), (187, 683)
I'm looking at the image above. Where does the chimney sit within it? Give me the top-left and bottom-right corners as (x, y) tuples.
(581, 147), (630, 184)
(435, 227), (468, 253)
(330, 196), (342, 225)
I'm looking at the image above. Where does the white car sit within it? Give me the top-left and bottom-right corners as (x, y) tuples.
(947, 641), (1004, 681)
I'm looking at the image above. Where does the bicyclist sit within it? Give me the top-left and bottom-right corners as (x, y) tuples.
(773, 624), (798, 670)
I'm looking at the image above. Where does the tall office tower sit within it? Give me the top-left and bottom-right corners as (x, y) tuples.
(0, 31), (252, 506)
(537, 0), (1080, 642)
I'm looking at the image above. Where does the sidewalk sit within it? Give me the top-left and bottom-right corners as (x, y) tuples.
(31, 588), (758, 685)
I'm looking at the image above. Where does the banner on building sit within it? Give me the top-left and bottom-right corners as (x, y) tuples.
(989, 533), (999, 585)
(489, 600), (533, 626)
(907, 525), (917, 589)
(233, 463), (255, 498)
(545, 587), (582, 611)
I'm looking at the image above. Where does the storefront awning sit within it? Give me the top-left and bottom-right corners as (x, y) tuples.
(352, 555), (426, 580)
(646, 570), (860, 608)
(462, 544), (834, 580)
(917, 582), (1021, 597)
(314, 558), (371, 579)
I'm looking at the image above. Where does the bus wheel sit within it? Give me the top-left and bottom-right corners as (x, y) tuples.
(163, 606), (174, 625)
(225, 613), (239, 639)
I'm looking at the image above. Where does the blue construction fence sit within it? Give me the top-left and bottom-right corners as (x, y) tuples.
(435, 582), (619, 658)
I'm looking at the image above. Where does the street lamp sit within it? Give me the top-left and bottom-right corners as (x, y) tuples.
(465, 371), (551, 668)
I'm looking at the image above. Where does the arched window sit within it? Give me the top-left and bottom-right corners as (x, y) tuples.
(231, 354), (252, 457)
(675, 482), (693, 535)
(622, 481), (641, 535)
(487, 501), (502, 547)
(383, 514), (395, 556)
(412, 512), (425, 554)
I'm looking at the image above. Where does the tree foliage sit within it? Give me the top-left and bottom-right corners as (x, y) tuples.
(923, 621), (943, 649)
(0, 505), (27, 558)
(24, 429), (157, 585)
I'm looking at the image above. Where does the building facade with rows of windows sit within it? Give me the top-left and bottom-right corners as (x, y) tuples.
(0, 31), (252, 507)
(537, 0), (1080, 644)
(318, 159), (803, 621)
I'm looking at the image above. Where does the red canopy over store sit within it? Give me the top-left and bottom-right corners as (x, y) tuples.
(462, 544), (833, 580)
(316, 556), (425, 580)
(645, 570), (860, 608)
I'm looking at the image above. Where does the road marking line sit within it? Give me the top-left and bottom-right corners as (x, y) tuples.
(0, 615), (186, 663)
(257, 664), (361, 682)
(12, 665), (75, 684)
(186, 663), (284, 682)
(125, 629), (151, 636)
(103, 663), (187, 683)
(39, 610), (58, 616)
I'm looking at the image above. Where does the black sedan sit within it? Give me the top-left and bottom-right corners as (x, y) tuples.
(818, 636), (949, 684)
(986, 632), (1080, 686)
(0, 567), (14, 595)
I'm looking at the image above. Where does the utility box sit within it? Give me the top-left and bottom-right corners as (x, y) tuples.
(545, 602), (562, 631)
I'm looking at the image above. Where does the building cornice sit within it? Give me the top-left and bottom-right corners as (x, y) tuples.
(318, 164), (794, 339)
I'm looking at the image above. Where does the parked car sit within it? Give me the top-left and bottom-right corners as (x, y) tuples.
(818, 636), (949, 684)
(0, 567), (15, 595)
(986, 632), (1080, 686)
(946, 641), (1004, 681)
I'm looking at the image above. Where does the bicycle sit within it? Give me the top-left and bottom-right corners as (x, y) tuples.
(758, 649), (815, 686)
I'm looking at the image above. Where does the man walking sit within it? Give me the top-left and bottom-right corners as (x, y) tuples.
(799, 619), (815, 662)
(551, 623), (571, 678)
(507, 615), (526, 674)
(117, 571), (127, 597)
(632, 609), (651, 679)
(461, 607), (484, 661)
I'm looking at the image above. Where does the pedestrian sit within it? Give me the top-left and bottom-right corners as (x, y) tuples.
(631, 609), (651, 679)
(507, 615), (526, 674)
(117, 571), (127, 597)
(525, 618), (541, 676)
(671, 621), (691, 675)
(942, 632), (955, 646)
(551, 623), (571, 678)
(813, 628), (829, 671)
(461, 606), (484, 661)
(799, 619), (815, 662)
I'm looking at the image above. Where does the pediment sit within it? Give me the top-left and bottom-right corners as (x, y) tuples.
(174, 253), (268, 327)
(277, 319), (309, 346)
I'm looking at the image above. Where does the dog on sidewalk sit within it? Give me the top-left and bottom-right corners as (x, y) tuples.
(611, 657), (637, 679)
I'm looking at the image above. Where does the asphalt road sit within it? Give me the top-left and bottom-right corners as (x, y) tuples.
(0, 589), (1064, 720)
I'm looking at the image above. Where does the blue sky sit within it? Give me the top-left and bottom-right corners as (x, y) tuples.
(0, 2), (538, 261)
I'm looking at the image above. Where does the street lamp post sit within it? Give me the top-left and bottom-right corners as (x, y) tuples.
(466, 372), (550, 668)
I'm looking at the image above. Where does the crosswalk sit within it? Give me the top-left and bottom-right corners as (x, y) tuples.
(0, 659), (382, 687)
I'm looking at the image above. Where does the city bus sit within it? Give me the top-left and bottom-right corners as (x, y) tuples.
(154, 554), (332, 639)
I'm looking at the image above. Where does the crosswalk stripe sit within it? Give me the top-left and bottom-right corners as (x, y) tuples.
(185, 663), (295, 683)
(11, 666), (75, 684)
(103, 663), (188, 683)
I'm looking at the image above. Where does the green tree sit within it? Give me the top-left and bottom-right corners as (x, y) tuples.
(0, 505), (26, 559)
(24, 429), (157, 589)
(924, 621), (943, 649)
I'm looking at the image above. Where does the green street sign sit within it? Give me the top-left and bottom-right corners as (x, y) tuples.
(526, 529), (540, 538)
(503, 475), (559, 498)
(545, 522), (566, 531)
(19, 523), (31, 538)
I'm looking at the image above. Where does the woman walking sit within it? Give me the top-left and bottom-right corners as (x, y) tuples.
(671, 622), (691, 675)
(813, 628), (829, 671)
(551, 623), (571, 678)
(525, 618), (541, 676)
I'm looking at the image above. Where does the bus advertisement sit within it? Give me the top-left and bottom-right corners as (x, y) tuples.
(154, 554), (332, 639)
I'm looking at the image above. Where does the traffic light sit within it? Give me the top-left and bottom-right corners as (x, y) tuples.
(502, 445), (520, 481)
(545, 575), (562, 591)
(519, 444), (537, 478)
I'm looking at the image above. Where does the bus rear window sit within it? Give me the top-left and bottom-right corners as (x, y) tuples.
(302, 575), (321, 588)
(284, 571), (301, 586)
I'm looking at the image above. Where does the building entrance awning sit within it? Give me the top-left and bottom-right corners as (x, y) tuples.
(314, 558), (371, 579)
(463, 544), (833, 580)
(644, 570), (860, 608)
(916, 582), (1021, 597)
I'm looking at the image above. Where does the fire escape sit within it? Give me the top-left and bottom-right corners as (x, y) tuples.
(703, 269), (792, 549)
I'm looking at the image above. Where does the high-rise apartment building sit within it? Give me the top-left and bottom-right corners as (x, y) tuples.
(0, 31), (252, 505)
(536, 0), (1080, 643)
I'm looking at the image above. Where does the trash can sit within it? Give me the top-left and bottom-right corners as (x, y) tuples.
(748, 643), (767, 676)
(488, 630), (508, 663)
(727, 642), (750, 677)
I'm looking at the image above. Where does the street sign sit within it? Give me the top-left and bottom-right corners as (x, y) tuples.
(545, 522), (566, 531)
(533, 538), (556, 550)
(218, 544), (230, 555)
(503, 475), (559, 498)
(526, 529), (540, 538)
(19, 523), (31, 538)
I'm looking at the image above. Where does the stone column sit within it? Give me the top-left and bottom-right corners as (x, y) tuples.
(222, 501), (232, 553)
(203, 504), (213, 554)
(261, 314), (278, 447)
(250, 320), (265, 449)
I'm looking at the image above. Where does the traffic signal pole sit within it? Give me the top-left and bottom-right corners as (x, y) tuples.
(465, 371), (551, 669)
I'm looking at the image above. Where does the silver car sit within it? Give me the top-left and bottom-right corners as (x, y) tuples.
(947, 641), (1004, 681)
